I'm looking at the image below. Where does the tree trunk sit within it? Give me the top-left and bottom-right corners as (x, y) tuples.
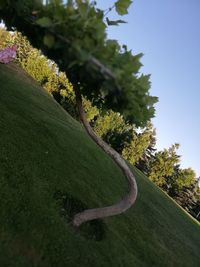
(72, 83), (138, 227)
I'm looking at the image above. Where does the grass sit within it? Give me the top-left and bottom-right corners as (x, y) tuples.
(0, 62), (200, 267)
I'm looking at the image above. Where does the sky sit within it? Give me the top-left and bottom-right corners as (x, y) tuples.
(97, 0), (200, 177)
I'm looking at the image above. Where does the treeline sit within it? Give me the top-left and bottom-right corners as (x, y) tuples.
(0, 28), (199, 221)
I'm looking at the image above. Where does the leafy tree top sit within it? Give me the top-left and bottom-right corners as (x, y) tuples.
(0, 0), (158, 126)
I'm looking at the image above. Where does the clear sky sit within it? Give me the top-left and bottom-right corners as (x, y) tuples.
(97, 0), (200, 177)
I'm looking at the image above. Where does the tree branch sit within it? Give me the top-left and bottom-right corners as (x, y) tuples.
(49, 30), (116, 80)
(72, 83), (138, 227)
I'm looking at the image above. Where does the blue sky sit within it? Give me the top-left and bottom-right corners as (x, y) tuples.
(97, 0), (200, 177)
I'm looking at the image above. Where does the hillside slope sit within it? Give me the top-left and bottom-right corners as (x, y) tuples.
(0, 63), (200, 267)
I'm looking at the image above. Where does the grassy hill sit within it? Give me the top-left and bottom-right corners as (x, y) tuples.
(0, 63), (200, 267)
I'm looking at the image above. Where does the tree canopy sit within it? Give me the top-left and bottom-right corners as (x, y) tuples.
(0, 0), (158, 126)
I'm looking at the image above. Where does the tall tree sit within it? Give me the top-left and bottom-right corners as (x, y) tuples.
(174, 177), (200, 216)
(122, 122), (156, 167)
(0, 0), (158, 226)
(93, 110), (133, 153)
(135, 124), (156, 174)
(148, 144), (180, 187)
(165, 166), (196, 197)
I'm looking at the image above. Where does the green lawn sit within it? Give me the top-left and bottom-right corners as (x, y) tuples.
(0, 63), (200, 267)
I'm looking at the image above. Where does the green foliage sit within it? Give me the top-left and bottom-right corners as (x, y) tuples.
(115, 0), (133, 15)
(175, 178), (200, 214)
(106, 17), (127, 26)
(93, 110), (132, 152)
(148, 144), (180, 187)
(44, 69), (71, 94)
(1, 31), (34, 62)
(94, 110), (129, 137)
(135, 123), (156, 173)
(36, 16), (53, 27)
(191, 195), (200, 222)
(43, 33), (55, 48)
(21, 51), (52, 85)
(122, 122), (155, 165)
(82, 97), (99, 122)
(0, 27), (11, 49)
(0, 0), (158, 126)
(176, 168), (196, 190)
(146, 142), (199, 219)
(60, 88), (78, 119)
(164, 165), (196, 196)
(0, 28), (100, 122)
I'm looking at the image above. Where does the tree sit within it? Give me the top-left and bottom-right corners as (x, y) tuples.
(0, 0), (158, 226)
(174, 177), (200, 216)
(122, 122), (156, 166)
(135, 124), (156, 174)
(1, 28), (100, 122)
(147, 143), (200, 221)
(191, 198), (200, 222)
(165, 167), (196, 197)
(93, 110), (133, 153)
(148, 144), (180, 187)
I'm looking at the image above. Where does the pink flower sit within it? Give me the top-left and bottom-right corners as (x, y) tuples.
(0, 45), (17, 64)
